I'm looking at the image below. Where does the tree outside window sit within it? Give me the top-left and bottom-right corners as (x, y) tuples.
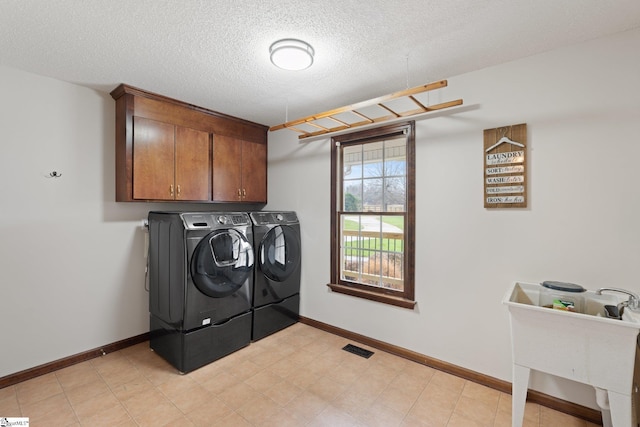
(329, 122), (415, 308)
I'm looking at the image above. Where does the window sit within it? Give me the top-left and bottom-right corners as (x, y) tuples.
(328, 122), (416, 308)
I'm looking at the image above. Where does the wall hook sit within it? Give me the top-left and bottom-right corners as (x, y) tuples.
(48, 171), (62, 178)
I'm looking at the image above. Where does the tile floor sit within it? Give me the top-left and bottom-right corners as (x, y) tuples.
(0, 323), (599, 427)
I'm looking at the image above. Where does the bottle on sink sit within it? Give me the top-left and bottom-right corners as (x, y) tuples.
(539, 281), (586, 313)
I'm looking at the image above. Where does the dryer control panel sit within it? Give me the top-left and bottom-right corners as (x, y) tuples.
(250, 211), (298, 225)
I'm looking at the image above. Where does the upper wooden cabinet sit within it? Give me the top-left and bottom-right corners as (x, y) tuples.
(241, 139), (268, 203)
(110, 84), (268, 203)
(213, 135), (267, 203)
(133, 117), (210, 201)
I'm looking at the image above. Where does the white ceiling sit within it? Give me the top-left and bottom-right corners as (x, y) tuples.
(2, 0), (639, 127)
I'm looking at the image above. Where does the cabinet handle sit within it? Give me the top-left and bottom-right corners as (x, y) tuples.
(170, 184), (174, 197)
(176, 185), (181, 196)
(242, 188), (246, 198)
(237, 189), (242, 197)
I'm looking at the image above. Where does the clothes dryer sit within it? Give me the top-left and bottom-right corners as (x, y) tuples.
(148, 211), (254, 373)
(249, 211), (301, 341)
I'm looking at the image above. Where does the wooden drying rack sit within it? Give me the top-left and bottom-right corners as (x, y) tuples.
(269, 80), (463, 139)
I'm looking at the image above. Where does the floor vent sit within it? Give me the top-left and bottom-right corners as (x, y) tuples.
(342, 344), (374, 359)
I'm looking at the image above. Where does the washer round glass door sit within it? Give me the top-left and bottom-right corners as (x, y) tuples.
(191, 229), (254, 297)
(259, 225), (300, 282)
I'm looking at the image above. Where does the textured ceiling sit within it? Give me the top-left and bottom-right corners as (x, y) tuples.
(1, 0), (639, 127)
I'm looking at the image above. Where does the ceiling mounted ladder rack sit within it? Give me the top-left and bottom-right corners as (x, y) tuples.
(269, 80), (463, 139)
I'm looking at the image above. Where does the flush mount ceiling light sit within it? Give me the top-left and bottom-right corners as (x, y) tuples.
(269, 39), (314, 71)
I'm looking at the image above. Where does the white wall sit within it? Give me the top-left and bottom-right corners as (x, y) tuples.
(0, 66), (222, 378)
(0, 66), (141, 377)
(1, 27), (638, 410)
(265, 28), (640, 409)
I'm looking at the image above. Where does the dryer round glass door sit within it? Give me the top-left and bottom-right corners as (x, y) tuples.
(259, 225), (301, 282)
(191, 229), (254, 297)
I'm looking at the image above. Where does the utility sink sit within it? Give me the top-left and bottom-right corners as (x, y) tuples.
(503, 281), (640, 427)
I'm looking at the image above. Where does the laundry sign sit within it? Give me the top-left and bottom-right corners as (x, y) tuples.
(486, 165), (524, 175)
(483, 124), (527, 208)
(485, 151), (524, 165)
(486, 176), (524, 184)
(486, 185), (524, 194)
(487, 196), (525, 204)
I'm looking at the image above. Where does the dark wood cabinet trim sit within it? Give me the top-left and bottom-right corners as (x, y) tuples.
(110, 84), (268, 203)
(0, 320), (602, 425)
(299, 316), (603, 425)
(114, 92), (133, 202)
(329, 121), (416, 304)
(327, 283), (416, 309)
(0, 333), (149, 389)
(111, 84), (269, 143)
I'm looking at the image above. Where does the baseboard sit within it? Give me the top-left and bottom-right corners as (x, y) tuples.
(0, 321), (604, 425)
(0, 333), (149, 389)
(299, 316), (603, 426)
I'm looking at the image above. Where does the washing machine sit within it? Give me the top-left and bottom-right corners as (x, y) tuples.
(148, 211), (254, 373)
(249, 211), (301, 341)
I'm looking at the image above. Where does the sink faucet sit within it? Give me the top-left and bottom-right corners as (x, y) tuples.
(595, 287), (640, 312)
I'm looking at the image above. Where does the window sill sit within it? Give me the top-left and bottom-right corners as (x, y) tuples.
(327, 283), (416, 309)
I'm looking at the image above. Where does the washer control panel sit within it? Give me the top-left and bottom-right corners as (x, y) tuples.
(181, 213), (251, 229)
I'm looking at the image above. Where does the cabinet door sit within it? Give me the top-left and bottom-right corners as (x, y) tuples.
(241, 140), (267, 203)
(133, 117), (175, 200)
(175, 126), (210, 201)
(212, 134), (243, 201)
